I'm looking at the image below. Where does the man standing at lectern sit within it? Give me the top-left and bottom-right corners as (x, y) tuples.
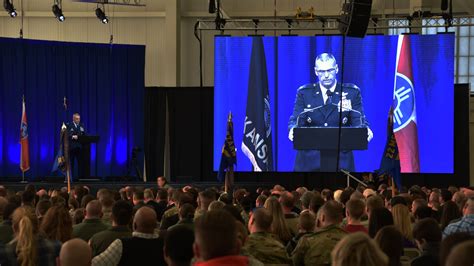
(288, 53), (373, 172)
(68, 113), (86, 179)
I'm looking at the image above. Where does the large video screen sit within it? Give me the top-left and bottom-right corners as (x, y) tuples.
(214, 34), (454, 173)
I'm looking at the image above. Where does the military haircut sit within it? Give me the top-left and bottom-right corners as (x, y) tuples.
(112, 200), (133, 226)
(194, 210), (238, 260)
(318, 200), (343, 223)
(252, 207), (273, 231)
(179, 203), (195, 220)
(366, 195), (384, 213)
(298, 211), (316, 232)
(346, 199), (365, 220)
(279, 191), (296, 209)
(165, 226), (195, 265)
(413, 218), (442, 242)
(315, 53), (337, 65)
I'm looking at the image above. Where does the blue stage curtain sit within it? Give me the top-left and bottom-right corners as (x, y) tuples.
(0, 38), (144, 180)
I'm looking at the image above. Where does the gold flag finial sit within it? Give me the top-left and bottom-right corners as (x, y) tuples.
(227, 111), (232, 122)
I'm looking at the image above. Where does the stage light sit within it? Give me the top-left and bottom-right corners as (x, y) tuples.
(3, 0), (17, 18)
(52, 4), (65, 22)
(95, 6), (108, 24)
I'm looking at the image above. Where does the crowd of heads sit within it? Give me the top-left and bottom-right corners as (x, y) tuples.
(0, 181), (473, 266)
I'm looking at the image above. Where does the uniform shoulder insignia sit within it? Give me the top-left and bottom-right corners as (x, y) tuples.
(297, 83), (316, 91)
(342, 83), (360, 91)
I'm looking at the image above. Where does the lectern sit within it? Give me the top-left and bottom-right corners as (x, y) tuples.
(77, 135), (100, 178)
(293, 127), (368, 172)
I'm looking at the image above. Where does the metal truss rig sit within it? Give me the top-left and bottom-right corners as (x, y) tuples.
(195, 15), (474, 34)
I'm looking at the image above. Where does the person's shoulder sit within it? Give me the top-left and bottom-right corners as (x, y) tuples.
(297, 83), (317, 92)
(342, 83), (361, 92)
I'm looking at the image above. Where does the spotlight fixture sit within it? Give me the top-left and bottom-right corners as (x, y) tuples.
(3, 0), (17, 18)
(52, 2), (65, 22)
(95, 6), (108, 24)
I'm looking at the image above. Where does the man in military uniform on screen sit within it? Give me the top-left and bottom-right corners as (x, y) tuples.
(288, 53), (373, 172)
(67, 113), (86, 179)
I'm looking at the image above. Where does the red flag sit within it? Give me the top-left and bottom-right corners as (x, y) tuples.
(392, 35), (420, 172)
(20, 98), (30, 172)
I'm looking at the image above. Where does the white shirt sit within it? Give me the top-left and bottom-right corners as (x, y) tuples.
(320, 82), (337, 104)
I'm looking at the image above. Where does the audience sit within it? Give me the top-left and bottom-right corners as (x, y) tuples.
(40, 205), (73, 243)
(264, 196), (293, 244)
(331, 232), (388, 266)
(292, 200), (347, 266)
(368, 207), (394, 238)
(59, 238), (92, 266)
(89, 200), (133, 257)
(72, 200), (109, 241)
(344, 199), (368, 234)
(0, 182), (473, 266)
(443, 197), (474, 237)
(243, 207), (291, 264)
(2, 206), (61, 265)
(92, 206), (165, 265)
(164, 226), (195, 266)
(411, 218), (442, 266)
(439, 232), (473, 266)
(445, 240), (474, 266)
(286, 211), (315, 254)
(375, 226), (403, 266)
(193, 210), (255, 266)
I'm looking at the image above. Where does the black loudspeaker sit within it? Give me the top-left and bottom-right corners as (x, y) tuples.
(338, 0), (373, 38)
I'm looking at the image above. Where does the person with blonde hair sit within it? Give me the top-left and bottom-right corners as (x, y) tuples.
(40, 205), (73, 243)
(331, 232), (388, 266)
(264, 196), (292, 244)
(391, 204), (415, 247)
(3, 206), (61, 266)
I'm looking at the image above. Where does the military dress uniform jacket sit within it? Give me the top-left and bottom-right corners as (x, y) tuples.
(66, 122), (86, 150)
(288, 82), (368, 172)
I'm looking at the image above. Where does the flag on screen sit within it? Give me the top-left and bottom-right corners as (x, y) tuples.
(392, 35), (420, 173)
(241, 37), (273, 171)
(378, 107), (402, 189)
(20, 97), (30, 172)
(218, 112), (236, 182)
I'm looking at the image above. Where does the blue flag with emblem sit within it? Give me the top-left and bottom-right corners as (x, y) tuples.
(218, 112), (237, 181)
(378, 107), (402, 189)
(241, 37), (273, 171)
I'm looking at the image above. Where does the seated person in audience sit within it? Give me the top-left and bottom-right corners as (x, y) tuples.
(443, 197), (474, 237)
(309, 194), (325, 216)
(286, 211), (315, 255)
(40, 205), (73, 243)
(292, 201), (347, 266)
(98, 190), (114, 225)
(73, 200), (109, 241)
(411, 199), (428, 217)
(440, 201), (462, 230)
(0, 203), (18, 244)
(164, 226), (195, 266)
(392, 204), (416, 248)
(59, 238), (92, 266)
(439, 232), (473, 266)
(154, 188), (169, 222)
(89, 200), (133, 257)
(280, 191), (299, 236)
(299, 191), (315, 213)
(195, 190), (216, 219)
(366, 195), (384, 219)
(132, 191), (146, 213)
(414, 206), (433, 222)
(242, 208), (292, 264)
(264, 196), (293, 244)
(452, 191), (467, 212)
(161, 192), (194, 230)
(331, 232), (388, 266)
(208, 200), (225, 211)
(193, 210), (261, 266)
(344, 199), (368, 234)
(368, 207), (394, 238)
(445, 240), (474, 266)
(375, 225), (403, 266)
(92, 206), (165, 265)
(168, 203), (195, 232)
(255, 195), (267, 208)
(35, 199), (51, 224)
(3, 206), (61, 266)
(411, 218), (442, 266)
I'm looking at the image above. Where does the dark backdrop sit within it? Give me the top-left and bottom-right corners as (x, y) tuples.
(0, 38), (145, 180)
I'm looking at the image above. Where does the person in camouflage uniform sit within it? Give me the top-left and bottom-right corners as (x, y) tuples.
(292, 200), (347, 266)
(243, 208), (292, 265)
